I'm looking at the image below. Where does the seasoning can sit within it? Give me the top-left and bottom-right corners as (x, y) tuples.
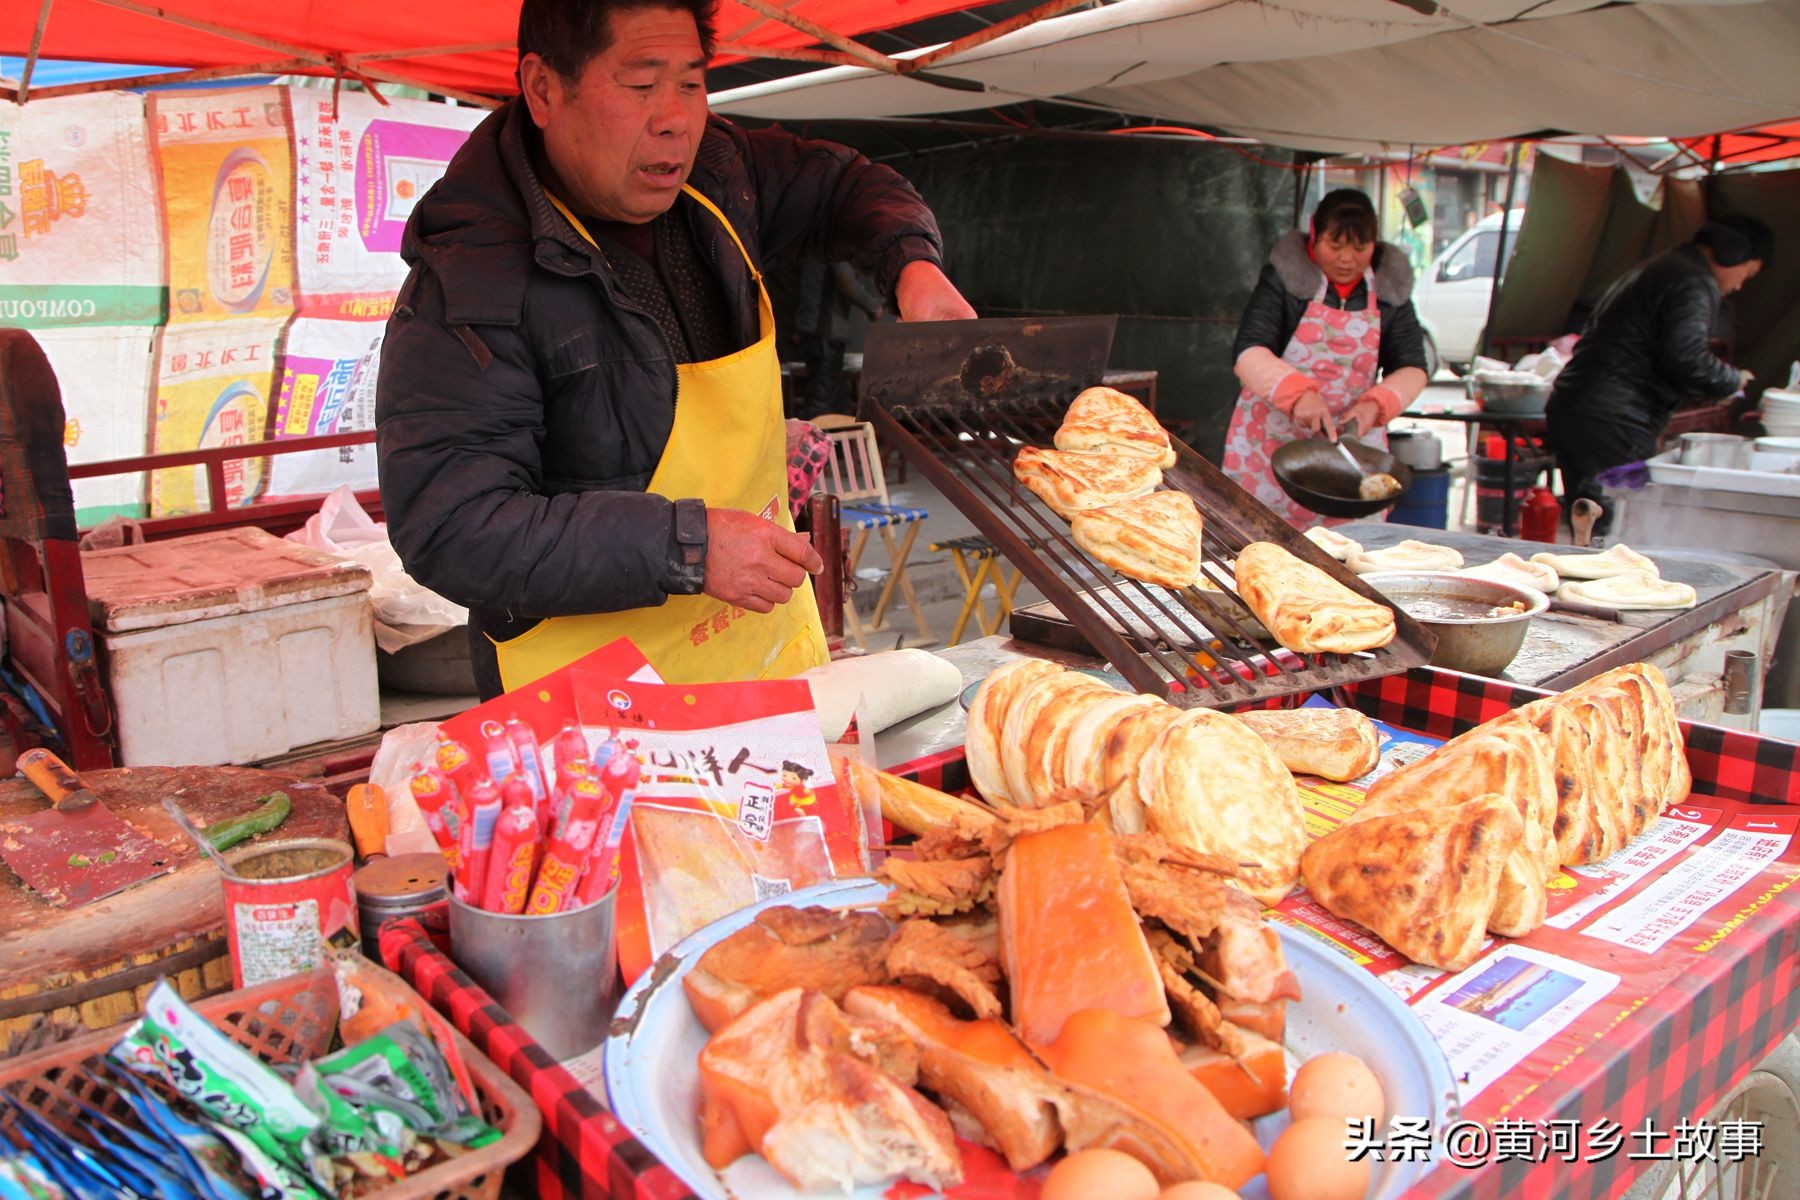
(354, 852), (451, 963)
(221, 838), (359, 988)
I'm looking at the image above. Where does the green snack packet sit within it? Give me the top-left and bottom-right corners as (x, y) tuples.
(309, 1023), (500, 1149)
(110, 983), (322, 1169)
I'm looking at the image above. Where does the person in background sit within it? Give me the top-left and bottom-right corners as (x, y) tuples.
(1225, 188), (1431, 527)
(1546, 215), (1772, 535)
(377, 0), (975, 700)
(794, 261), (885, 419)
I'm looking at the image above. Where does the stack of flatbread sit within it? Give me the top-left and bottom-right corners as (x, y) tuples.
(1235, 542), (1396, 655)
(1530, 545), (1694, 610)
(1299, 662), (1689, 970)
(964, 659), (1305, 906)
(1013, 387), (1205, 588)
(1303, 526), (1363, 562)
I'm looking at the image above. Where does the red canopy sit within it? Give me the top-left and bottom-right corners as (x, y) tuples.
(1678, 122), (1800, 168)
(3, 0), (1002, 102)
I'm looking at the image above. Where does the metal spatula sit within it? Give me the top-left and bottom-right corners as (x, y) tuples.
(0, 749), (174, 907)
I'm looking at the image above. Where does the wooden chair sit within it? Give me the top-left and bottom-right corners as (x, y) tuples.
(816, 422), (934, 647)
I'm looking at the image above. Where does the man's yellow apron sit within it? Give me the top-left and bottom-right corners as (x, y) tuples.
(492, 185), (829, 692)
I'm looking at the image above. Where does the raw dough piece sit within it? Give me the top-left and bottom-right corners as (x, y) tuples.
(1530, 544), (1659, 580)
(1345, 540), (1464, 574)
(1557, 571), (1695, 611)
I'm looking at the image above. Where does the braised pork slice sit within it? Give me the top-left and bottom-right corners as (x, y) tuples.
(699, 989), (959, 1193)
(683, 906), (893, 1033)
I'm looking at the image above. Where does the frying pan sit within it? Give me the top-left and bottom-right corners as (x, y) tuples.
(1271, 421), (1414, 519)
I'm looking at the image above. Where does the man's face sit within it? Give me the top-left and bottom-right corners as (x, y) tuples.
(522, 7), (708, 224)
(1716, 258), (1763, 296)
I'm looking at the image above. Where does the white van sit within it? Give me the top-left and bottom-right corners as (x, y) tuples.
(1412, 209), (1526, 376)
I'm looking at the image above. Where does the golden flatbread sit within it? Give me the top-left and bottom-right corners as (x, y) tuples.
(1054, 386), (1178, 468)
(1301, 793), (1520, 972)
(966, 659), (1063, 806)
(1235, 707), (1382, 783)
(1070, 490), (1204, 589)
(1060, 693), (1162, 800)
(1356, 726), (1557, 938)
(1236, 541), (1396, 655)
(1002, 672), (1114, 807)
(1098, 703), (1186, 835)
(1012, 446), (1161, 519)
(1136, 708), (1306, 906)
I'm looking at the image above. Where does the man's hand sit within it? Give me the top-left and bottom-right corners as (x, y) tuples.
(895, 260), (977, 322)
(1290, 390), (1334, 438)
(703, 508), (825, 614)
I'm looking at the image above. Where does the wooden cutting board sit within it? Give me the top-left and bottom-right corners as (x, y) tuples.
(0, 766), (347, 991)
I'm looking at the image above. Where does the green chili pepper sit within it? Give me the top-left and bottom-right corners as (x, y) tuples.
(200, 791), (291, 852)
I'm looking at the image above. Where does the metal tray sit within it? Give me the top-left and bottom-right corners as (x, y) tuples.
(604, 877), (1460, 1200)
(861, 318), (1434, 707)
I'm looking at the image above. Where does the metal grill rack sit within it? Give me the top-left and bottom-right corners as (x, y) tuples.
(871, 392), (1435, 708)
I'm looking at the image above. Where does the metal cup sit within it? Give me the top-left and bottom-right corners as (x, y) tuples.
(448, 886), (620, 1061)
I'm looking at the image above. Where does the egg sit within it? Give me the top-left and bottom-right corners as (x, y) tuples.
(1159, 1183), (1243, 1200)
(1266, 1116), (1372, 1200)
(1288, 1051), (1386, 1125)
(1042, 1149), (1161, 1200)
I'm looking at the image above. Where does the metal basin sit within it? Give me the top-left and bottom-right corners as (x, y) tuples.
(1360, 571), (1549, 676)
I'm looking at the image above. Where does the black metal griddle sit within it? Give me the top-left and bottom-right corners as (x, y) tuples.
(863, 317), (1435, 708)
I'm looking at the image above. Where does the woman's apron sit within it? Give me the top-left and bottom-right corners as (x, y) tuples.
(492, 185), (829, 692)
(1223, 269), (1386, 529)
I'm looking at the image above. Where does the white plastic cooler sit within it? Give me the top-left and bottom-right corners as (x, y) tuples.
(81, 527), (380, 766)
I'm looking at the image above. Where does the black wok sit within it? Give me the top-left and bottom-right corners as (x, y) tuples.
(1271, 428), (1414, 519)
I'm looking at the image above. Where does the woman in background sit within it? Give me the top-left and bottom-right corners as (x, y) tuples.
(1546, 215), (1771, 536)
(1225, 188), (1430, 527)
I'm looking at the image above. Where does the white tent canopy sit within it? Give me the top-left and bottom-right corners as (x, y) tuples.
(712, 0), (1800, 154)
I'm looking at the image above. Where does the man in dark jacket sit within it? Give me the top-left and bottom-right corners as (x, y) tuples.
(377, 0), (974, 697)
(794, 261), (884, 418)
(1547, 215), (1771, 533)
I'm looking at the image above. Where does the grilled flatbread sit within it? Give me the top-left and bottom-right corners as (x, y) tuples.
(1357, 726), (1557, 938)
(1060, 693), (1162, 800)
(1463, 552), (1562, 594)
(1097, 703), (1185, 835)
(1071, 490), (1204, 589)
(1236, 542), (1396, 655)
(1301, 793), (1520, 972)
(1303, 526), (1363, 562)
(1530, 544), (1659, 580)
(966, 660), (1062, 806)
(1054, 386), (1178, 468)
(1003, 673), (1115, 806)
(1013, 446), (1161, 519)
(1236, 706), (1382, 783)
(1557, 571), (1695, 611)
(1137, 708), (1305, 906)
(1345, 539), (1465, 574)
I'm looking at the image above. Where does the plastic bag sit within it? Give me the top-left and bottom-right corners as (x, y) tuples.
(287, 487), (468, 654)
(368, 722), (443, 857)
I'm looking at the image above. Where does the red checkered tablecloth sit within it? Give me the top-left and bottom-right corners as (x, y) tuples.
(384, 667), (1800, 1200)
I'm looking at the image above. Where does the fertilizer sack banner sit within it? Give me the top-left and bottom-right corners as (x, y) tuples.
(292, 91), (482, 318)
(0, 92), (165, 328)
(149, 317), (285, 517)
(268, 316), (383, 496)
(150, 86), (295, 324)
(34, 325), (155, 524)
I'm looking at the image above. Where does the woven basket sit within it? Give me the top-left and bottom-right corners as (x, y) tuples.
(0, 972), (540, 1200)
